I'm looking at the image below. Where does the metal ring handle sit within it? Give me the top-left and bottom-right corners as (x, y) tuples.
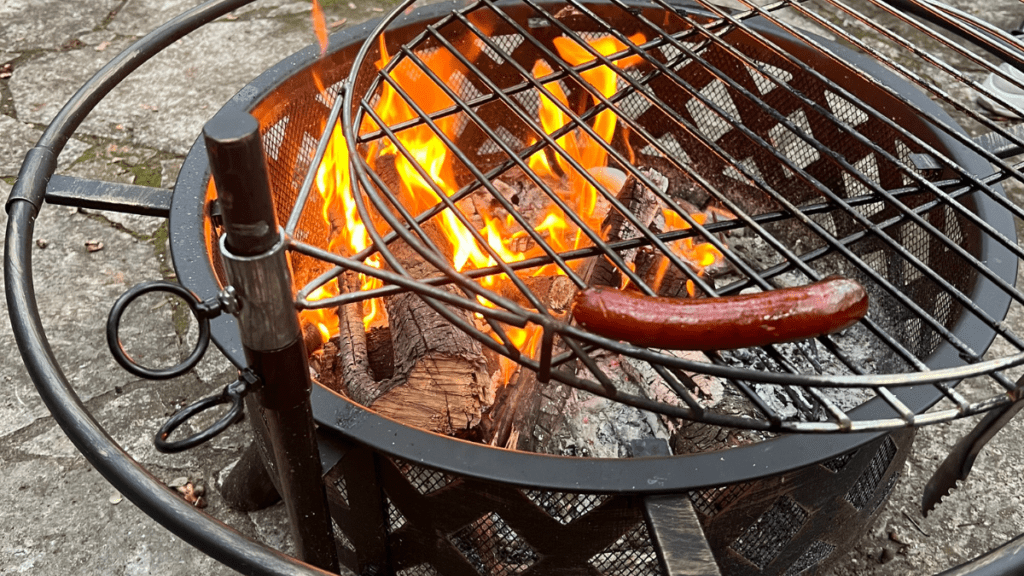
(107, 280), (212, 380)
(154, 378), (248, 453)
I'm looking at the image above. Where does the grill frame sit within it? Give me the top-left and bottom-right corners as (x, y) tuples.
(172, 0), (1008, 486)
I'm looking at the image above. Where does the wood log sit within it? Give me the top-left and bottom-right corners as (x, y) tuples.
(324, 154), (496, 435)
(498, 274), (576, 312)
(578, 167), (667, 288)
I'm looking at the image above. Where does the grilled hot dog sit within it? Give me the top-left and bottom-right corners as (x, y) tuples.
(572, 276), (868, 350)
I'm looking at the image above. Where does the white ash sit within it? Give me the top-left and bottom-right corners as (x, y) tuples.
(551, 351), (672, 458)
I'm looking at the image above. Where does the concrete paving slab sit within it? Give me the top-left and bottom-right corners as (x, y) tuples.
(0, 114), (90, 177)
(0, 0), (122, 52)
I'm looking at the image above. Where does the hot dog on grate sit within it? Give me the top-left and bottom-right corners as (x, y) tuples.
(571, 276), (868, 351)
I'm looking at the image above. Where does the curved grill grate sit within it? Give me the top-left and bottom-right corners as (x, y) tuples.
(245, 0), (1024, 434)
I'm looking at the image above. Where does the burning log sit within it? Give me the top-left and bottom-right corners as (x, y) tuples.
(498, 274), (576, 312)
(578, 167), (667, 289)
(325, 267), (496, 435)
(320, 152), (497, 435)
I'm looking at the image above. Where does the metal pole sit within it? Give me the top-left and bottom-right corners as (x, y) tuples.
(204, 109), (340, 573)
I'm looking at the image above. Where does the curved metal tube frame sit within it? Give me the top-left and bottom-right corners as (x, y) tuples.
(3, 0), (331, 573)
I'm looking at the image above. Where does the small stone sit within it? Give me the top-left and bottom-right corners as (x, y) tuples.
(109, 492), (123, 505)
(168, 476), (189, 488)
(35, 239), (49, 249)
(880, 547), (896, 564)
(85, 240), (104, 252)
(192, 484), (205, 497)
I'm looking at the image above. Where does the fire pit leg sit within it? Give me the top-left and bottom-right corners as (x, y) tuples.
(204, 109), (340, 572)
(219, 440), (281, 512)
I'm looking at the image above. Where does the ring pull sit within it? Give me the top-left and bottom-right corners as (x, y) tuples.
(106, 280), (237, 380)
(154, 370), (257, 453)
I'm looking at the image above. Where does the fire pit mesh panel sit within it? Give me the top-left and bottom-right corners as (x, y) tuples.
(729, 495), (809, 571)
(398, 564), (443, 576)
(449, 513), (538, 576)
(782, 540), (836, 576)
(689, 481), (753, 519)
(587, 521), (659, 576)
(845, 435), (898, 510)
(396, 459), (455, 495)
(522, 490), (607, 525)
(821, 450), (856, 473)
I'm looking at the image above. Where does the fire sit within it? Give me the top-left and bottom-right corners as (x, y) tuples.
(308, 29), (724, 382)
(300, 284), (340, 345)
(310, 0), (329, 57)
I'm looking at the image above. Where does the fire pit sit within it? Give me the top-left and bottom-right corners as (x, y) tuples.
(9, 0), (1024, 575)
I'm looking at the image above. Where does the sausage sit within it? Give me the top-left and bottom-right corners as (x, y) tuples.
(571, 276), (868, 350)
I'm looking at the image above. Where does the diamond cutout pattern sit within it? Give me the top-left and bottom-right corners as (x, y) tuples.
(588, 521), (659, 576)
(386, 497), (408, 531)
(523, 490), (607, 525)
(396, 459), (454, 496)
(730, 495), (809, 570)
(449, 513), (537, 576)
(846, 436), (898, 510)
(784, 540), (836, 576)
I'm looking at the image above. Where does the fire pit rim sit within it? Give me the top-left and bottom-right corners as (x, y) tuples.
(170, 0), (1016, 492)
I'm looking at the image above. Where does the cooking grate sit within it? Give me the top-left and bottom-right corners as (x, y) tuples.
(243, 0), (1024, 434)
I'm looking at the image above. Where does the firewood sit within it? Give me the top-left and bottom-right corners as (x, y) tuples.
(637, 153), (711, 208)
(326, 155), (497, 435)
(577, 167), (667, 288)
(498, 274), (576, 312)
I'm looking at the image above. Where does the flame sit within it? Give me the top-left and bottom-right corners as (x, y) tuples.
(307, 28), (725, 388)
(311, 0), (329, 57)
(300, 284), (340, 346)
(652, 210), (724, 295)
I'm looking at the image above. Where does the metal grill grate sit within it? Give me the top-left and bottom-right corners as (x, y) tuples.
(240, 0), (1022, 436)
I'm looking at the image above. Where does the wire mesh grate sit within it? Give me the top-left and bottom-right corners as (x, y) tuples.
(846, 435), (899, 510)
(448, 513), (538, 576)
(588, 520), (660, 576)
(783, 540), (836, 576)
(523, 489), (608, 525)
(729, 495), (810, 570)
(395, 458), (455, 496)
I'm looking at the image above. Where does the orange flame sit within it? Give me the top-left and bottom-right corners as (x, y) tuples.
(311, 0), (329, 57)
(308, 29), (725, 386)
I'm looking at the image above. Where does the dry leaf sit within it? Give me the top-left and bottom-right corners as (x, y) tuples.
(329, 18), (347, 28)
(95, 40), (110, 51)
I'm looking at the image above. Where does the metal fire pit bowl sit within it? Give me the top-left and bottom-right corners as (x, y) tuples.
(166, 1), (1018, 576)
(8, 0), (1024, 575)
